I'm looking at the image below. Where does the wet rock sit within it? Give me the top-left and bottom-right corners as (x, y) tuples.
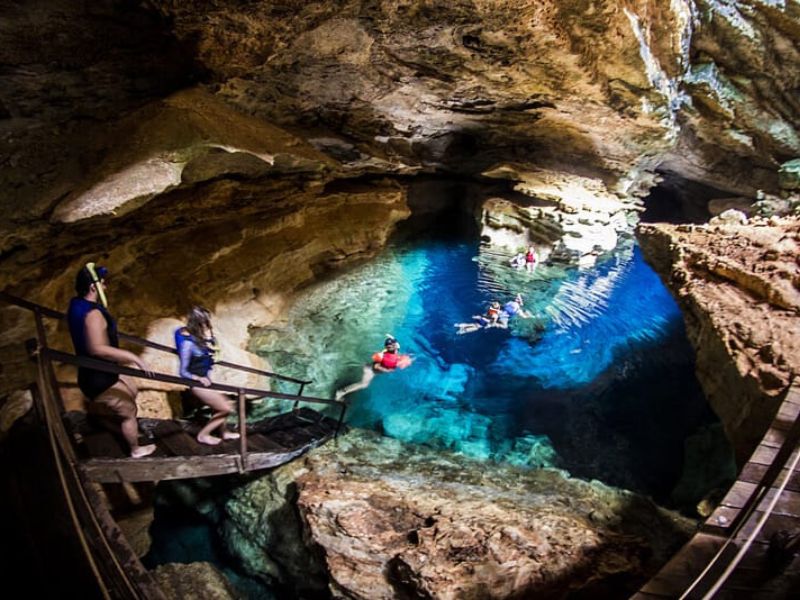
(221, 430), (694, 599)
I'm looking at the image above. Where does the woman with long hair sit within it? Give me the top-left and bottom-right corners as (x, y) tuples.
(175, 306), (240, 445)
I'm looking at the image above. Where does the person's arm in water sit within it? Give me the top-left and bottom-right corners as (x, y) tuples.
(178, 337), (211, 386)
(84, 310), (152, 374)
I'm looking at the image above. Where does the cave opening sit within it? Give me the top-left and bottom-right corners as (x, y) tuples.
(641, 173), (737, 225)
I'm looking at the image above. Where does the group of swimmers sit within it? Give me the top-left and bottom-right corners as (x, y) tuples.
(335, 290), (534, 399)
(67, 262), (239, 458)
(454, 293), (533, 334)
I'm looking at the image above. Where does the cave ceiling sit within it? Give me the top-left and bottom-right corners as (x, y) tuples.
(0, 0), (798, 295)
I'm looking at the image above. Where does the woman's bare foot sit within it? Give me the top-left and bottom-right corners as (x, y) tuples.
(197, 434), (222, 446)
(222, 431), (241, 440)
(131, 444), (157, 458)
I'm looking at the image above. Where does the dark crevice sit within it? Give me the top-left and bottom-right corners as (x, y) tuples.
(641, 172), (739, 224)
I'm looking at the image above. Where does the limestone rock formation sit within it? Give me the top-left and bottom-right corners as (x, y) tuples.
(637, 216), (800, 463)
(216, 430), (694, 599)
(152, 561), (238, 600)
(1, 1), (798, 400)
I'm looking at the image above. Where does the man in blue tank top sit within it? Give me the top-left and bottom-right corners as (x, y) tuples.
(67, 263), (156, 458)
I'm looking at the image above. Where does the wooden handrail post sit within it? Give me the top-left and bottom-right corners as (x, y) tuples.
(335, 400), (347, 439)
(237, 389), (248, 471)
(293, 382), (305, 411)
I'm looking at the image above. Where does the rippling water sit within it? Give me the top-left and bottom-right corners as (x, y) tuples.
(251, 237), (721, 501)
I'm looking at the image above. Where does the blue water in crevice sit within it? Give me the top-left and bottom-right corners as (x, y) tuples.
(253, 237), (724, 504)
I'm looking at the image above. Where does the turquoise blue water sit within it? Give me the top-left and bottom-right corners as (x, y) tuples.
(252, 238), (718, 501)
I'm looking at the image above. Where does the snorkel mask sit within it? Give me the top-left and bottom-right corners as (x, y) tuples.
(85, 262), (109, 308)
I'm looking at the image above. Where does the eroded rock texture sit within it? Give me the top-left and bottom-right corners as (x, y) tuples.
(212, 430), (693, 599)
(637, 216), (800, 463)
(1, 1), (798, 393)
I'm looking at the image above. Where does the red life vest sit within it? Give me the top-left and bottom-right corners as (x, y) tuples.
(525, 250), (536, 263)
(381, 351), (400, 369)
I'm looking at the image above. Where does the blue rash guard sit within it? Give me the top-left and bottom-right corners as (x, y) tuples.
(175, 328), (214, 379)
(503, 300), (521, 316)
(67, 297), (120, 399)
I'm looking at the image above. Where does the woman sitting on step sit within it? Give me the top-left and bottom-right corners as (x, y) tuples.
(175, 306), (240, 446)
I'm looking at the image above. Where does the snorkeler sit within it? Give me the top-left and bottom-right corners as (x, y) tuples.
(335, 334), (413, 400)
(455, 294), (531, 334)
(67, 263), (157, 458)
(455, 301), (501, 335)
(495, 293), (533, 328)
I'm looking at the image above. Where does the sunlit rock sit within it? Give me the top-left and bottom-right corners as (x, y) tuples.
(218, 430), (693, 598)
(479, 168), (641, 265)
(637, 217), (800, 462)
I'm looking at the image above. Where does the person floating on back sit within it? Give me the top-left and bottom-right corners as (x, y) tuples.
(175, 306), (241, 446)
(335, 334), (413, 400)
(67, 263), (157, 458)
(455, 294), (532, 334)
(455, 300), (502, 334)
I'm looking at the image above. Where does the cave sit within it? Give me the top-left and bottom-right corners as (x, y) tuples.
(1, 1), (799, 599)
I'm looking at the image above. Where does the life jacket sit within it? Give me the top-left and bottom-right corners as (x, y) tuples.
(487, 306), (499, 318)
(175, 328), (214, 377)
(380, 351), (400, 369)
(68, 297), (118, 356)
(526, 250), (536, 263)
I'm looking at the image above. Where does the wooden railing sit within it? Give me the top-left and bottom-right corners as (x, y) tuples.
(1, 291), (349, 451)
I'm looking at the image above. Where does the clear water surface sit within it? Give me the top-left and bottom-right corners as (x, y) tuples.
(252, 235), (722, 502)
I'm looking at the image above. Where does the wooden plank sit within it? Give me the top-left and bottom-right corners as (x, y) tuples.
(754, 488), (800, 518)
(735, 512), (800, 545)
(245, 434), (287, 453)
(739, 463), (800, 493)
(776, 401), (800, 422)
(761, 426), (790, 448)
(157, 431), (202, 458)
(749, 444), (779, 466)
(718, 480), (759, 510)
(704, 505), (740, 533)
(81, 454), (242, 482)
(638, 532), (728, 597)
(784, 385), (800, 406)
(82, 429), (128, 459)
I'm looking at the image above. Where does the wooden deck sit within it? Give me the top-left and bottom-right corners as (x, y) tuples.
(633, 384), (800, 599)
(71, 407), (341, 483)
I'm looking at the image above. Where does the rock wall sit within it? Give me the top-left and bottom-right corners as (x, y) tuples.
(0, 88), (410, 401)
(198, 430), (693, 599)
(637, 216), (800, 463)
(1, 1), (798, 402)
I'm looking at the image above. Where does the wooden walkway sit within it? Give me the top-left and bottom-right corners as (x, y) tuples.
(634, 384), (800, 599)
(0, 291), (348, 598)
(71, 407), (341, 483)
